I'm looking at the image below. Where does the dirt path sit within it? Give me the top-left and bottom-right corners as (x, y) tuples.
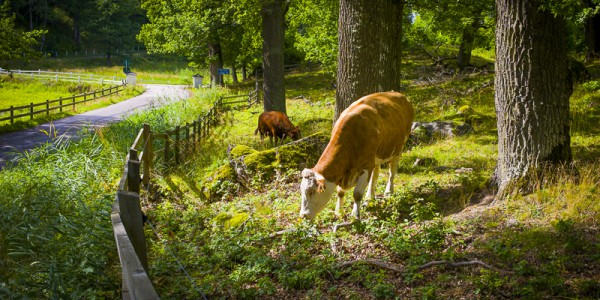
(0, 84), (190, 168)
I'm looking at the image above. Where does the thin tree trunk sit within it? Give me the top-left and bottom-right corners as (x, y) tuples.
(457, 16), (481, 70)
(231, 65), (238, 84)
(241, 62), (247, 81)
(209, 42), (224, 87)
(494, 0), (572, 200)
(335, 0), (404, 120)
(261, 0), (287, 113)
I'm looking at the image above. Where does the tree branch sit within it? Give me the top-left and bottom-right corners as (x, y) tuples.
(338, 259), (500, 274)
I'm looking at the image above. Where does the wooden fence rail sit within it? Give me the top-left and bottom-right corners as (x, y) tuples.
(0, 84), (125, 124)
(112, 89), (258, 299)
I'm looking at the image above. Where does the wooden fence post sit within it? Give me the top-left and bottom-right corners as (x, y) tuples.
(46, 100), (49, 115)
(30, 103), (33, 120)
(127, 149), (141, 193)
(117, 190), (149, 273)
(185, 123), (190, 154)
(59, 97), (63, 113)
(10, 106), (14, 124)
(164, 136), (170, 164)
(72, 97), (76, 110)
(142, 124), (153, 187)
(175, 126), (180, 165)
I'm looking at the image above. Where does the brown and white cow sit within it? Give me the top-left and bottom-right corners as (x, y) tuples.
(299, 91), (414, 220)
(255, 111), (301, 145)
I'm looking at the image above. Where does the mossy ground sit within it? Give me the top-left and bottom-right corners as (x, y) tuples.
(146, 53), (600, 299)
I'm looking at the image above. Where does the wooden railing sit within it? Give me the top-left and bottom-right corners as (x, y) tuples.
(0, 68), (123, 84)
(0, 84), (125, 124)
(112, 88), (258, 299)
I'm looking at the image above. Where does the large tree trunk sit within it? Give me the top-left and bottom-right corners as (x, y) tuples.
(335, 0), (404, 120)
(457, 15), (481, 70)
(261, 0), (287, 113)
(208, 42), (224, 87)
(494, 0), (572, 200)
(584, 2), (600, 61)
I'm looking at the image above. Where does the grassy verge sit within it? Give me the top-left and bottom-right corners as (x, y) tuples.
(0, 86), (223, 298)
(0, 76), (106, 107)
(0, 84), (145, 134)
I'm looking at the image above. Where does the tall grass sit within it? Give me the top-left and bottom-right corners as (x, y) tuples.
(0, 86), (226, 298)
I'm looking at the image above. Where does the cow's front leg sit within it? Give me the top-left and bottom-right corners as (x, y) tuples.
(352, 170), (370, 220)
(384, 156), (400, 196)
(335, 187), (345, 219)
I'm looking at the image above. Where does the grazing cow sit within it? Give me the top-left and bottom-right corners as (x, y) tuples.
(255, 111), (301, 145)
(299, 91), (414, 220)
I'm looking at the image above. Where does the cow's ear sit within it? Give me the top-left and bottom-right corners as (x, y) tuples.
(314, 172), (325, 193)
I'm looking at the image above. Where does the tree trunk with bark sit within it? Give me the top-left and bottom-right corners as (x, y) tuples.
(261, 0), (287, 113)
(584, 2), (600, 61)
(231, 65), (238, 84)
(241, 62), (247, 81)
(494, 0), (573, 200)
(209, 42), (224, 87)
(457, 15), (481, 70)
(335, 0), (404, 120)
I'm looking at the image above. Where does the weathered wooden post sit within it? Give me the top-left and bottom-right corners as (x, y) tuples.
(72, 97), (76, 110)
(46, 100), (49, 115)
(127, 149), (141, 193)
(142, 124), (153, 187)
(59, 97), (63, 113)
(185, 123), (190, 153)
(116, 188), (149, 272)
(164, 135), (170, 164)
(30, 103), (34, 120)
(175, 126), (180, 165)
(10, 106), (14, 124)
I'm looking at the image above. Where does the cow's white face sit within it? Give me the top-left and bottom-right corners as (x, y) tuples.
(300, 169), (335, 220)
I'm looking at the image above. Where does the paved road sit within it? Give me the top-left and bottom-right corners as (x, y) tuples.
(0, 84), (190, 168)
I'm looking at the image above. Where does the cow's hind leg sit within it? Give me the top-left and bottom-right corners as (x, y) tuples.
(365, 166), (379, 201)
(384, 156), (400, 196)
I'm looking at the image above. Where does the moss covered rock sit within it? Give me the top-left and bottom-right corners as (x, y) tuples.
(230, 144), (257, 158)
(201, 132), (331, 201)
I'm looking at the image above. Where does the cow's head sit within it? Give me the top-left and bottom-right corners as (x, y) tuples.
(300, 168), (334, 220)
(289, 126), (301, 141)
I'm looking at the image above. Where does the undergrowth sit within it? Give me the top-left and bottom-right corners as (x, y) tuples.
(145, 54), (600, 299)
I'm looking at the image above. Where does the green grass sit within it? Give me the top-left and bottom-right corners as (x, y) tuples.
(0, 76), (105, 108)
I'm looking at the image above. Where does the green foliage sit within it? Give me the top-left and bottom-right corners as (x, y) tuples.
(0, 1), (45, 65)
(288, 0), (339, 75)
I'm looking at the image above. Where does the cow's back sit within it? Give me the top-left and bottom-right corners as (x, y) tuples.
(316, 92), (414, 187)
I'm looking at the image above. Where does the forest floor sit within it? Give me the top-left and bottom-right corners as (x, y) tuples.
(142, 54), (600, 299)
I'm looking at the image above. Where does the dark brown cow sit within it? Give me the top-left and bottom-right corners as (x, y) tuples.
(255, 111), (301, 145)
